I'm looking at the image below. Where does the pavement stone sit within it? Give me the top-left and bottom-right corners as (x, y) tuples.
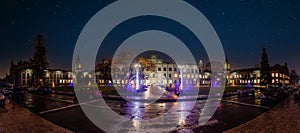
(0, 100), (73, 133)
(225, 96), (300, 133)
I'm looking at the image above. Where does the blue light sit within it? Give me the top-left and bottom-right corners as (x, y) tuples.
(69, 82), (73, 87)
(247, 82), (251, 87)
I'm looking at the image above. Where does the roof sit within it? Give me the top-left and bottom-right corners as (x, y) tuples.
(230, 68), (260, 73)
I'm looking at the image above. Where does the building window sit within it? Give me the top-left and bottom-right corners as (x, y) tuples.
(163, 67), (166, 71)
(275, 73), (279, 77)
(158, 67), (161, 71)
(169, 74), (172, 78)
(169, 67), (172, 71)
(174, 74), (178, 78)
(174, 68), (177, 71)
(164, 74), (167, 77)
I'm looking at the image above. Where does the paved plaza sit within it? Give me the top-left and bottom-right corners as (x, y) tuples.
(226, 96), (300, 132)
(0, 101), (72, 133)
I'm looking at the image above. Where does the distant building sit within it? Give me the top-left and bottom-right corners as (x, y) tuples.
(109, 54), (215, 87)
(7, 53), (289, 88)
(228, 63), (290, 87)
(8, 60), (73, 87)
(270, 63), (290, 86)
(229, 68), (261, 87)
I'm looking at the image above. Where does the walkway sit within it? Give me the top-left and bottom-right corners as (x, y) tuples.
(225, 96), (300, 132)
(0, 101), (73, 133)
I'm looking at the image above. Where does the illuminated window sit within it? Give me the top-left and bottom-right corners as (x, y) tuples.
(275, 73), (278, 77)
(272, 73), (275, 77)
(174, 74), (178, 78)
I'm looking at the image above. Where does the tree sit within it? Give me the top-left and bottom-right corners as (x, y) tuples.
(138, 57), (156, 72)
(260, 47), (271, 87)
(290, 70), (299, 86)
(31, 34), (49, 86)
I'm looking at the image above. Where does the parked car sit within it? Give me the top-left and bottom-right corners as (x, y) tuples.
(28, 87), (39, 92)
(37, 86), (51, 94)
(11, 87), (25, 101)
(260, 87), (289, 102)
(292, 87), (299, 92)
(294, 90), (300, 100)
(1, 87), (10, 96)
(237, 87), (255, 97)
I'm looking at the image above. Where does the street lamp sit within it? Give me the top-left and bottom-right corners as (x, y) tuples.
(135, 63), (141, 91)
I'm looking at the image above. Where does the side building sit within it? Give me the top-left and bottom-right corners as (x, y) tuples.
(8, 61), (73, 87)
(228, 63), (290, 87)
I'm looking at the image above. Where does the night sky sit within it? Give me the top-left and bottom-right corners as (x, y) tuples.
(1, 0), (300, 78)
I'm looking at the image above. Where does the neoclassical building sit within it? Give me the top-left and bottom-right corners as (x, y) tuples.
(108, 54), (226, 87)
(228, 63), (290, 87)
(10, 54), (291, 88)
(8, 61), (73, 87)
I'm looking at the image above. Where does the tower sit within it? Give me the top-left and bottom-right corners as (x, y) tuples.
(74, 55), (82, 73)
(225, 58), (231, 73)
(73, 55), (82, 84)
(198, 60), (203, 73)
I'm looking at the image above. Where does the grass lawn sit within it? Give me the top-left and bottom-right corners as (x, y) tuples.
(51, 86), (74, 92)
(99, 86), (118, 95)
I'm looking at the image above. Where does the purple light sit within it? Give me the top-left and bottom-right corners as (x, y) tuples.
(69, 81), (73, 87)
(247, 82), (251, 87)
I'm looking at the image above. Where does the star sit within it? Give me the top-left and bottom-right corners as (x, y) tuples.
(11, 21), (15, 25)
(65, 8), (69, 13)
(56, 1), (62, 7)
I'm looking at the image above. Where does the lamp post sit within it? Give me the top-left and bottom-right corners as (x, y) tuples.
(134, 63), (141, 91)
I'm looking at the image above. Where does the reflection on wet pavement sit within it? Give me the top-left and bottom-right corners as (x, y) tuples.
(17, 89), (283, 133)
(19, 92), (75, 113)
